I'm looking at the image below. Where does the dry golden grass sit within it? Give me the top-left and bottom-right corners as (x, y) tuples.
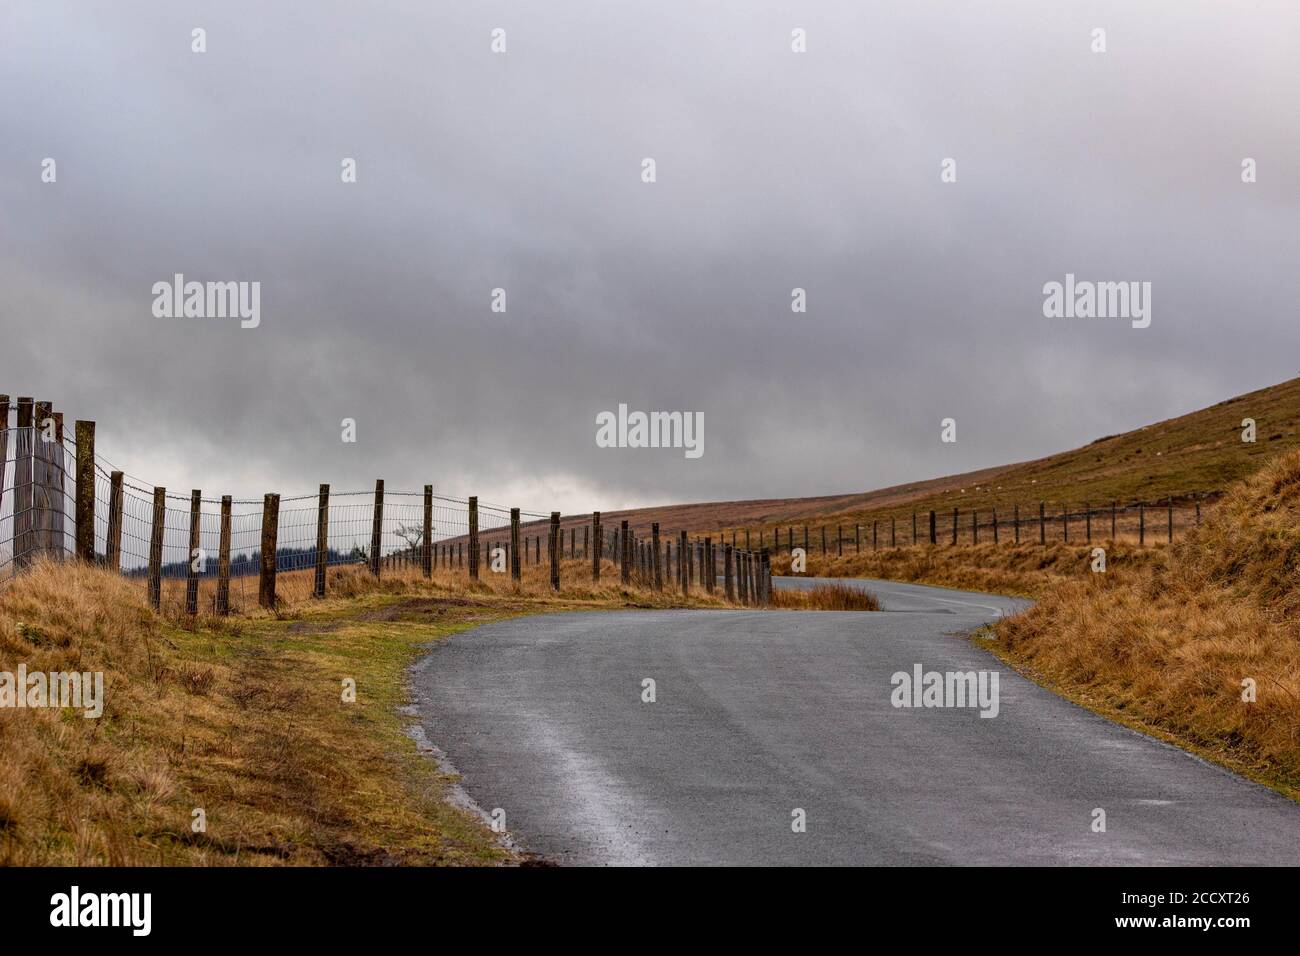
(780, 540), (1166, 599)
(0, 550), (869, 866)
(770, 582), (881, 611)
(991, 450), (1300, 798)
(0, 560), (533, 865)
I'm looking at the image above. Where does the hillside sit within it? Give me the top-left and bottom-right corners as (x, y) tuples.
(992, 448), (1300, 798)
(584, 375), (1300, 537)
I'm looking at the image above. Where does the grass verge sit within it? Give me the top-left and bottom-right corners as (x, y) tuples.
(986, 450), (1300, 801)
(0, 555), (872, 865)
(784, 541), (1166, 599)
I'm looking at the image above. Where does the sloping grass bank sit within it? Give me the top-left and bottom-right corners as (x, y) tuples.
(990, 450), (1300, 800)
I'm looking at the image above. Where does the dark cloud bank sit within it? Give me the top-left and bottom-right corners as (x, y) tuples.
(2, 1), (1297, 512)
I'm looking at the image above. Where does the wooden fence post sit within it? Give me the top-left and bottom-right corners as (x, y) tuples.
(467, 496), (479, 581)
(703, 537), (713, 593)
(591, 512), (601, 582)
(992, 508), (998, 544)
(217, 496), (232, 615)
(185, 489), (202, 615)
(951, 508), (958, 545)
(14, 398), (33, 569)
(105, 471), (124, 571)
(53, 411), (67, 555)
(313, 484), (330, 597)
(422, 486), (433, 578)
(12, 395), (32, 567)
(912, 512), (917, 546)
(724, 544), (734, 600)
(891, 517), (896, 548)
(369, 480), (384, 577)
(873, 520), (878, 551)
(1039, 502), (1046, 545)
(510, 508), (522, 583)
(259, 493), (280, 608)
(971, 510), (977, 545)
(652, 523), (662, 590)
(74, 420), (95, 562)
(1013, 504), (1020, 544)
(147, 487), (165, 610)
(680, 530), (689, 595)
(550, 512), (561, 590)
(618, 520), (629, 585)
(1061, 505), (1068, 543)
(1195, 494), (1201, 527)
(928, 510), (936, 545)
(34, 400), (52, 559)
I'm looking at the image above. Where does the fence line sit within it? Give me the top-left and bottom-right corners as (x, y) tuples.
(0, 401), (774, 613)
(4, 401), (1217, 614)
(708, 493), (1218, 560)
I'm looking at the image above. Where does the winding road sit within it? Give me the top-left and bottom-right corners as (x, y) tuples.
(410, 576), (1300, 865)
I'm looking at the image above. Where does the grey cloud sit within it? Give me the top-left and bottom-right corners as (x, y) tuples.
(2, 0), (1297, 512)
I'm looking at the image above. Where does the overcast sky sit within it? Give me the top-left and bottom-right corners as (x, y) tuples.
(2, 1), (1297, 514)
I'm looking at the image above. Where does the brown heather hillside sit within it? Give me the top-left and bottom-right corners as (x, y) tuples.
(992, 449), (1300, 799)
(580, 375), (1300, 539)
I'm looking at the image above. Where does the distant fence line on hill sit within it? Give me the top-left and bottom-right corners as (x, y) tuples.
(0, 398), (774, 614)
(714, 491), (1222, 558)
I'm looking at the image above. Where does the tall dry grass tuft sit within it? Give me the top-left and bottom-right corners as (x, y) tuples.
(783, 541), (1165, 599)
(770, 582), (881, 611)
(994, 450), (1300, 796)
(0, 560), (177, 864)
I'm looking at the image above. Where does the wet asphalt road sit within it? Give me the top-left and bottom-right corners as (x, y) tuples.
(410, 576), (1300, 865)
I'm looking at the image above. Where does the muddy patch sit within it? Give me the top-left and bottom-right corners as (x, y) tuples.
(286, 620), (344, 635)
(357, 597), (478, 623)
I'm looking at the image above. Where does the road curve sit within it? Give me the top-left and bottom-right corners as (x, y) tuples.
(410, 576), (1300, 865)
